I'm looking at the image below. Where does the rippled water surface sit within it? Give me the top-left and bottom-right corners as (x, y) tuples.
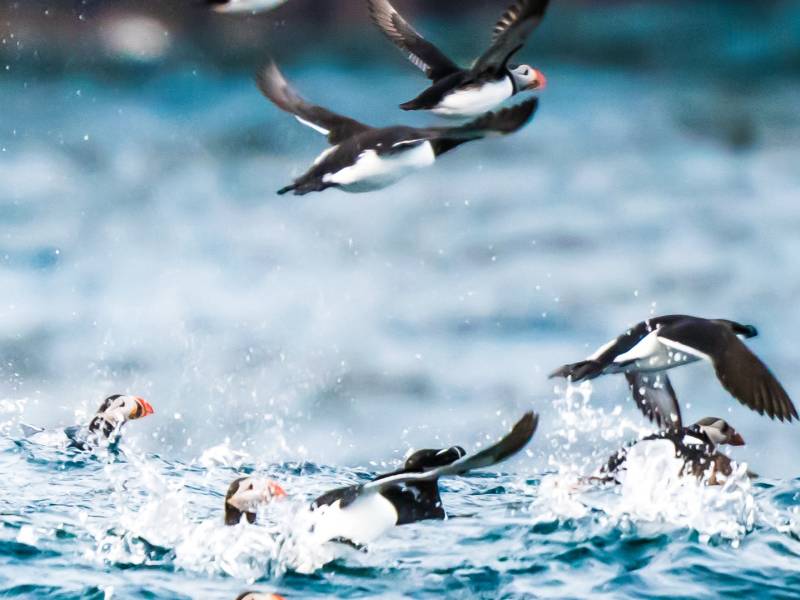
(1, 391), (800, 599)
(2, 1), (800, 597)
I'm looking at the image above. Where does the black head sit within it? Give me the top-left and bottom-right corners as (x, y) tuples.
(718, 320), (758, 339)
(225, 477), (257, 526)
(403, 446), (466, 472)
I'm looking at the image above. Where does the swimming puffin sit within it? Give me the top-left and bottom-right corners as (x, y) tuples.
(234, 593), (285, 600)
(20, 394), (154, 451)
(224, 412), (537, 545)
(550, 315), (797, 429)
(256, 61), (539, 195)
(599, 416), (746, 485)
(367, 0), (549, 117)
(205, 0), (288, 14)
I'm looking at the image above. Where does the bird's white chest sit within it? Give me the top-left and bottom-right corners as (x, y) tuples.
(612, 330), (702, 372)
(323, 141), (436, 192)
(433, 77), (514, 117)
(310, 493), (398, 546)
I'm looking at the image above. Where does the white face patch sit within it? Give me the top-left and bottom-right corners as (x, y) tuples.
(228, 478), (269, 512)
(699, 424), (727, 445)
(100, 395), (136, 423)
(510, 65), (540, 90)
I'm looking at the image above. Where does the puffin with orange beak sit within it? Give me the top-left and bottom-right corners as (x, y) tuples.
(600, 416), (748, 485)
(20, 394), (154, 452)
(224, 412), (537, 547)
(367, 0), (549, 117)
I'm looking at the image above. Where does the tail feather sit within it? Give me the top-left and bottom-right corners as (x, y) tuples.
(20, 423), (44, 437)
(549, 360), (604, 382)
(399, 100), (420, 111)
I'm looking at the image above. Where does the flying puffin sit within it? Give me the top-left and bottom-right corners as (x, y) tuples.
(367, 0), (549, 117)
(224, 412), (537, 546)
(550, 315), (797, 429)
(20, 394), (154, 452)
(205, 0), (288, 14)
(256, 61), (539, 195)
(599, 416), (746, 485)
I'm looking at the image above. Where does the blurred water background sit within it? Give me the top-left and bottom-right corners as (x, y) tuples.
(1, 0), (799, 597)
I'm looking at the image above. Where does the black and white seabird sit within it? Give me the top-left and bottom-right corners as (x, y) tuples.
(367, 0), (549, 117)
(225, 478), (287, 526)
(224, 412), (537, 546)
(205, 0), (288, 14)
(599, 416), (746, 485)
(550, 315), (797, 429)
(20, 394), (155, 452)
(256, 61), (539, 195)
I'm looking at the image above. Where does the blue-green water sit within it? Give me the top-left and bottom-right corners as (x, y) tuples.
(2, 1), (800, 597)
(2, 417), (800, 599)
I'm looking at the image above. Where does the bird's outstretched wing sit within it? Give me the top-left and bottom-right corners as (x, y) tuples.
(256, 62), (372, 145)
(359, 411), (538, 496)
(19, 423), (44, 437)
(473, 0), (550, 74)
(626, 371), (682, 431)
(659, 321), (797, 422)
(367, 0), (461, 81)
(428, 97), (540, 140)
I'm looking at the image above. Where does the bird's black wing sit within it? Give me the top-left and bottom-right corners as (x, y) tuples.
(427, 97), (540, 142)
(359, 411), (538, 497)
(311, 484), (361, 510)
(625, 371), (682, 431)
(367, 0), (461, 81)
(473, 0), (550, 74)
(256, 62), (372, 145)
(659, 320), (797, 422)
(549, 319), (656, 381)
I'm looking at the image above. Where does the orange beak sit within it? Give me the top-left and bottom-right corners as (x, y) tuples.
(134, 397), (155, 418)
(531, 69), (547, 91)
(267, 481), (287, 499)
(729, 431), (745, 446)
